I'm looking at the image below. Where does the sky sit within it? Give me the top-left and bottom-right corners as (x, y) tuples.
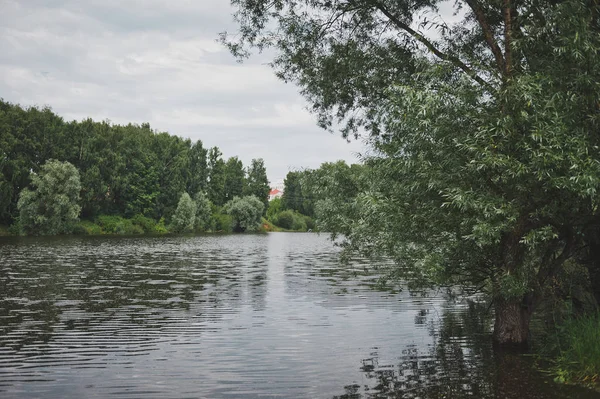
(0, 0), (365, 184)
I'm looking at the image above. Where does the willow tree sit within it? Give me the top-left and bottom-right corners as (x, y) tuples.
(223, 0), (600, 344)
(18, 159), (81, 235)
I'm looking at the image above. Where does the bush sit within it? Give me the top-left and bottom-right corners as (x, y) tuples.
(224, 195), (264, 232)
(170, 192), (196, 233)
(96, 215), (142, 235)
(154, 217), (168, 234)
(73, 220), (103, 235)
(194, 192), (212, 232)
(18, 159), (81, 235)
(266, 197), (283, 221)
(131, 214), (156, 233)
(274, 210), (295, 229)
(552, 313), (600, 384)
(212, 212), (233, 233)
(304, 215), (316, 231)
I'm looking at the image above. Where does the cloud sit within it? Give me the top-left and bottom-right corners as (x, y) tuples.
(0, 0), (364, 183)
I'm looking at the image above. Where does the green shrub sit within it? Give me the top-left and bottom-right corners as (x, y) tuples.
(73, 220), (103, 235)
(170, 192), (196, 233)
(154, 217), (168, 234)
(274, 210), (295, 229)
(212, 212), (233, 233)
(266, 197), (283, 221)
(552, 313), (600, 385)
(304, 215), (316, 231)
(224, 195), (264, 232)
(131, 214), (156, 233)
(96, 215), (143, 235)
(18, 159), (81, 235)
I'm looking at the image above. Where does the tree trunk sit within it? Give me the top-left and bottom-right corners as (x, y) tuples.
(493, 298), (533, 346)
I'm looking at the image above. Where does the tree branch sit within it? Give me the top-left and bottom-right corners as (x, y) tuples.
(464, 0), (506, 75)
(503, 0), (513, 76)
(368, 0), (492, 90)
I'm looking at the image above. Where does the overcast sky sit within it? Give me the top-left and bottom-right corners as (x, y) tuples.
(0, 0), (364, 184)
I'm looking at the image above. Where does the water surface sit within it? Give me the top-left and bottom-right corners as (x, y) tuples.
(0, 233), (597, 398)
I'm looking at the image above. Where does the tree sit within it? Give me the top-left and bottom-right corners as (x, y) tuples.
(18, 159), (81, 235)
(224, 195), (264, 232)
(224, 0), (600, 344)
(224, 156), (246, 203)
(194, 191), (212, 232)
(170, 192), (196, 233)
(188, 140), (208, 196)
(282, 171), (304, 214)
(207, 147), (226, 206)
(244, 158), (270, 213)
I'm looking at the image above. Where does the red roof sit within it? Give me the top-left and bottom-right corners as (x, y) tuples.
(269, 189), (281, 195)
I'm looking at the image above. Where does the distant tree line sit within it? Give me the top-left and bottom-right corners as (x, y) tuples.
(0, 99), (270, 234)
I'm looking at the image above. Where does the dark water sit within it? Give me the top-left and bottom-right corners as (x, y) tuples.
(0, 233), (597, 399)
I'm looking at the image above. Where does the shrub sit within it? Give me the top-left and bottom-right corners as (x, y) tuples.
(170, 192), (196, 233)
(96, 215), (143, 235)
(18, 159), (81, 235)
(212, 212), (233, 233)
(194, 192), (212, 232)
(304, 215), (316, 231)
(154, 217), (168, 234)
(553, 313), (600, 384)
(224, 195), (264, 232)
(73, 220), (103, 235)
(266, 197), (283, 221)
(131, 214), (156, 233)
(274, 210), (295, 230)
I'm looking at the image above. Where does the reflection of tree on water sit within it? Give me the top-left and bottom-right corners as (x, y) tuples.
(333, 301), (598, 399)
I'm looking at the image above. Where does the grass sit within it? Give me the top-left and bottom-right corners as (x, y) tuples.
(551, 312), (600, 385)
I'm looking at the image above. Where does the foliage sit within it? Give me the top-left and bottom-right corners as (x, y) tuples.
(273, 209), (312, 231)
(266, 197), (283, 221)
(245, 158), (270, 213)
(274, 210), (295, 230)
(18, 159), (82, 235)
(154, 217), (168, 234)
(73, 220), (103, 235)
(210, 211), (233, 233)
(131, 214), (157, 233)
(224, 0), (600, 343)
(207, 147), (226, 206)
(0, 100), (268, 229)
(224, 156), (246, 203)
(548, 313), (600, 385)
(170, 192), (196, 233)
(194, 191), (213, 232)
(282, 171), (313, 216)
(96, 215), (143, 235)
(224, 195), (264, 232)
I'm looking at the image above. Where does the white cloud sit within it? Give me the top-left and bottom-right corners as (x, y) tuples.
(0, 0), (364, 182)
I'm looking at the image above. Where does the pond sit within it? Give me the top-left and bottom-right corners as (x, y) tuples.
(0, 233), (598, 398)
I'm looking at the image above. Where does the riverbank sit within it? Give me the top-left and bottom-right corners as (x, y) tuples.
(0, 215), (314, 237)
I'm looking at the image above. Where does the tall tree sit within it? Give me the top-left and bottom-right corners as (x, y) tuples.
(224, 156), (246, 203)
(18, 159), (81, 235)
(207, 147), (226, 206)
(188, 140), (208, 196)
(224, 0), (600, 344)
(244, 158), (270, 213)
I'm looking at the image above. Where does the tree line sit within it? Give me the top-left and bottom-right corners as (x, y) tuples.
(0, 99), (270, 234)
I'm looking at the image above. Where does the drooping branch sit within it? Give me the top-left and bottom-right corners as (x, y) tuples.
(464, 0), (506, 75)
(368, 0), (493, 90)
